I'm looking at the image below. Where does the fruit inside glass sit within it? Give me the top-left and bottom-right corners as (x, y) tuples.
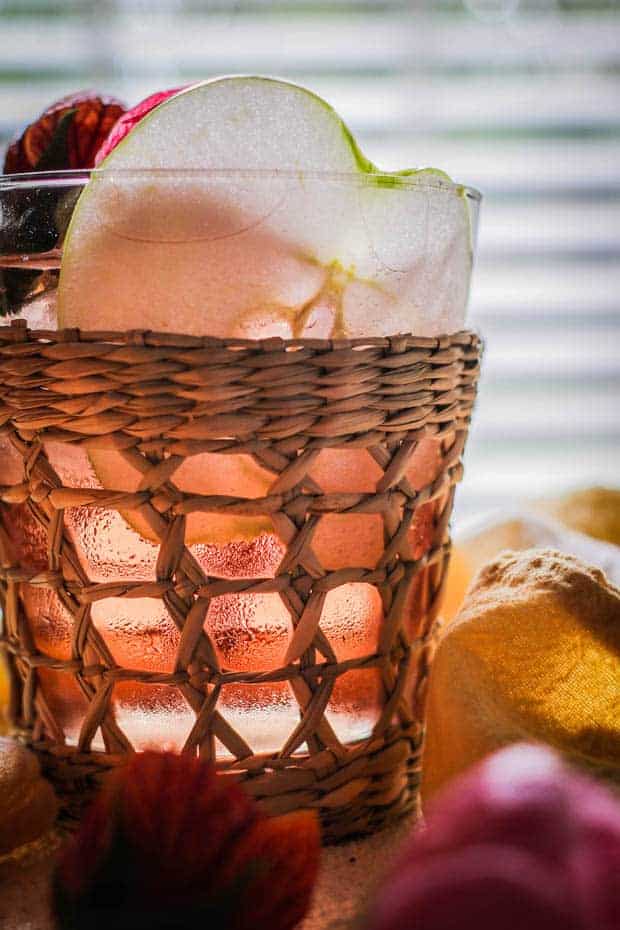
(0, 166), (480, 757)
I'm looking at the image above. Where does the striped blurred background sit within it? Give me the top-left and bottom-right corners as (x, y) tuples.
(1, 0), (618, 521)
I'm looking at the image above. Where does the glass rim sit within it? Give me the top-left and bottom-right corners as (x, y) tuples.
(0, 167), (482, 201)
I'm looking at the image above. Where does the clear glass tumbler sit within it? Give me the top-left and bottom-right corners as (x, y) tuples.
(0, 169), (480, 836)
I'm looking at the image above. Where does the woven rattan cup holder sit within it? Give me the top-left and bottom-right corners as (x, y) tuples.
(0, 320), (481, 841)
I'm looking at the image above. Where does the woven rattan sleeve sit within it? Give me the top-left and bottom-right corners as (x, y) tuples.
(0, 321), (481, 840)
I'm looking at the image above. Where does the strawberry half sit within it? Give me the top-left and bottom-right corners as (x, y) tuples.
(94, 87), (186, 164)
(54, 751), (321, 930)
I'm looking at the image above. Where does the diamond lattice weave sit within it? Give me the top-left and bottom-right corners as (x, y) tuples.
(0, 321), (481, 841)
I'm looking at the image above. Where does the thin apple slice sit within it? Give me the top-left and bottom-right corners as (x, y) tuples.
(88, 448), (275, 546)
(59, 76), (474, 338)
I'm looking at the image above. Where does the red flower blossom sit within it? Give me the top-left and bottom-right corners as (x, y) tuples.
(54, 751), (320, 930)
(3, 92), (126, 173)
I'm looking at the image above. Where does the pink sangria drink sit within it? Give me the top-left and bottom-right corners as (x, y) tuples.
(1, 78), (479, 759)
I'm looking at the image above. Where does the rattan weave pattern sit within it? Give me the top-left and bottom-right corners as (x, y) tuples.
(0, 321), (481, 840)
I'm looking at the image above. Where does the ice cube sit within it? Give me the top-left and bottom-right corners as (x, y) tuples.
(218, 682), (301, 757)
(320, 583), (383, 660)
(308, 448), (384, 494)
(24, 587), (73, 660)
(111, 681), (194, 752)
(206, 592), (293, 671)
(91, 597), (180, 673)
(45, 441), (159, 582)
(325, 667), (382, 744)
(313, 513), (385, 571)
(192, 532), (285, 580)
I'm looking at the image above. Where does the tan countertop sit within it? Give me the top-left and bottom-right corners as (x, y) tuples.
(0, 814), (415, 930)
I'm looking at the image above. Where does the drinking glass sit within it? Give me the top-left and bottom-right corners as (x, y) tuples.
(0, 169), (481, 838)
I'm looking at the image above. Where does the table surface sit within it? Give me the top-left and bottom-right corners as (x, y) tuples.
(0, 814), (415, 930)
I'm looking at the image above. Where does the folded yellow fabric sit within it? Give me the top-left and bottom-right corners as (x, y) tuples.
(422, 548), (620, 803)
(540, 486), (620, 546)
(441, 486), (620, 624)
